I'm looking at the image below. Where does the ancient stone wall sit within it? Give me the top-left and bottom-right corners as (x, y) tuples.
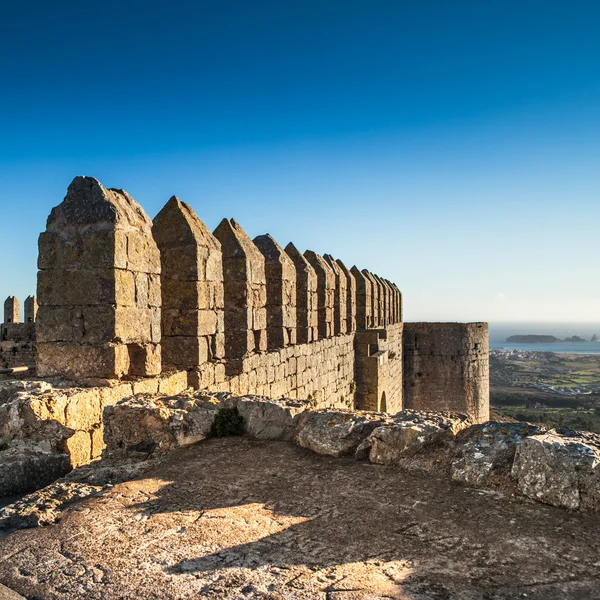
(285, 243), (318, 344)
(36, 177), (161, 380)
(254, 234), (297, 350)
(402, 322), (489, 422)
(24, 175), (489, 426)
(354, 323), (403, 412)
(213, 219), (267, 368)
(152, 197), (224, 370)
(3, 296), (19, 324)
(24, 296), (38, 324)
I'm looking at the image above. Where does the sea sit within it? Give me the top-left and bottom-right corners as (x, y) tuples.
(489, 323), (600, 355)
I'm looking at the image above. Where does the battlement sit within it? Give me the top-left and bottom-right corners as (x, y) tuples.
(25, 176), (488, 420)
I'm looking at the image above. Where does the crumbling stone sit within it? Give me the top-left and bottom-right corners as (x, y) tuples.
(225, 395), (310, 440)
(452, 421), (542, 487)
(511, 429), (600, 511)
(103, 394), (222, 457)
(153, 196), (225, 369)
(254, 234), (297, 349)
(368, 410), (471, 466)
(292, 409), (388, 457)
(36, 176), (161, 380)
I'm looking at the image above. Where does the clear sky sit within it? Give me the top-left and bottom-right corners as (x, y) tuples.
(1, 0), (599, 323)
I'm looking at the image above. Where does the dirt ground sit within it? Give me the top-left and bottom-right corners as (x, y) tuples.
(0, 437), (599, 600)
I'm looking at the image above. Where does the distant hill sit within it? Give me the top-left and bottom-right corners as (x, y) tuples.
(506, 335), (558, 343)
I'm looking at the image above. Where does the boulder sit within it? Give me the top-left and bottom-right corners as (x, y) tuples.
(512, 429), (600, 511)
(368, 411), (471, 466)
(0, 446), (71, 496)
(292, 409), (388, 457)
(226, 395), (310, 440)
(452, 422), (542, 487)
(103, 394), (222, 457)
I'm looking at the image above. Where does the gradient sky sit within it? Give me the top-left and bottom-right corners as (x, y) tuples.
(1, 0), (599, 323)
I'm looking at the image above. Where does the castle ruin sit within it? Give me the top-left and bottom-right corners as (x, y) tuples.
(0, 175), (488, 421)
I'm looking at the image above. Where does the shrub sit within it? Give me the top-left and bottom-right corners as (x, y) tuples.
(210, 407), (244, 437)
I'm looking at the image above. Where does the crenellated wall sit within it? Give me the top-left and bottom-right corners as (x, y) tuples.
(27, 176), (489, 422)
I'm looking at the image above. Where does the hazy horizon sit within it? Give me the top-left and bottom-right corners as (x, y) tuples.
(1, 1), (599, 323)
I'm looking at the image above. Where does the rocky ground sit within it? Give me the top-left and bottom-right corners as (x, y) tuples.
(0, 437), (599, 600)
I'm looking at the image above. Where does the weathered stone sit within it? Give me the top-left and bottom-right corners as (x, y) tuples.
(451, 421), (542, 487)
(368, 411), (471, 466)
(254, 234), (297, 350)
(226, 395), (310, 440)
(0, 481), (101, 531)
(351, 266), (372, 329)
(284, 242), (318, 344)
(292, 409), (388, 457)
(153, 197), (224, 369)
(0, 583), (25, 600)
(103, 395), (222, 457)
(323, 255), (347, 335)
(304, 251), (335, 339)
(23, 296), (37, 324)
(3, 297), (19, 325)
(213, 219), (267, 361)
(512, 429), (600, 511)
(0, 446), (71, 496)
(403, 322), (490, 423)
(335, 259), (356, 332)
(362, 270), (380, 327)
(37, 176), (161, 380)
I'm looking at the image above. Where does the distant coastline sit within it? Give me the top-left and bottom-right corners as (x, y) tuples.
(506, 334), (599, 344)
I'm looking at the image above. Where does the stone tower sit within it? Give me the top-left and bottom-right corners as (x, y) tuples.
(36, 176), (161, 380)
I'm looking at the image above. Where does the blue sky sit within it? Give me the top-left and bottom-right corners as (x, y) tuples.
(1, 0), (599, 322)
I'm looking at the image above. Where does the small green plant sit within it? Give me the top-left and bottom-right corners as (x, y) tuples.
(349, 381), (357, 393)
(210, 407), (244, 437)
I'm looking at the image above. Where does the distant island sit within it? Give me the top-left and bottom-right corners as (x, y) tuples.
(506, 335), (558, 343)
(506, 334), (599, 343)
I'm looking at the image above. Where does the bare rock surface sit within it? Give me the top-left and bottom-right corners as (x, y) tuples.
(452, 421), (543, 487)
(0, 583), (24, 600)
(512, 429), (600, 511)
(292, 409), (388, 456)
(0, 438), (599, 599)
(0, 447), (70, 497)
(368, 411), (471, 466)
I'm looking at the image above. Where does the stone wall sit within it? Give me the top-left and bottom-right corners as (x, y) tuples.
(192, 332), (356, 409)
(36, 177), (161, 380)
(403, 322), (489, 422)
(354, 323), (403, 413)
(29, 176), (489, 424)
